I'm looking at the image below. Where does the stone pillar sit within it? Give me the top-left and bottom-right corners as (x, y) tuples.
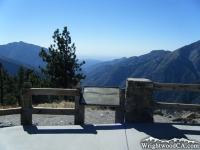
(21, 82), (32, 125)
(125, 78), (154, 123)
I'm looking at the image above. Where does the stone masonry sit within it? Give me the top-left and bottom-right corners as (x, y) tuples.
(125, 78), (154, 123)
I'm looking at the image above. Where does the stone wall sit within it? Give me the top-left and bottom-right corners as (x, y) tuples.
(125, 78), (154, 123)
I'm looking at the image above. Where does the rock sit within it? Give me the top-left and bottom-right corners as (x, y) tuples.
(172, 117), (194, 123)
(183, 112), (196, 119)
(181, 118), (192, 124)
(172, 118), (183, 122)
(191, 119), (198, 124)
(154, 110), (164, 116)
(167, 115), (172, 118)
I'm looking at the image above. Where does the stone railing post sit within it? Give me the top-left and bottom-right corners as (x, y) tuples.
(21, 82), (32, 125)
(115, 89), (125, 123)
(74, 83), (85, 125)
(125, 78), (154, 123)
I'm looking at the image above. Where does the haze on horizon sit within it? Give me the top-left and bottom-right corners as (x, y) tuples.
(0, 0), (200, 60)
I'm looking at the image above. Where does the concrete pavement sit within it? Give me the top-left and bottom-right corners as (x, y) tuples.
(0, 123), (200, 150)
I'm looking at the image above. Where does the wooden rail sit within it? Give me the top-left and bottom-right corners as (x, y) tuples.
(0, 107), (22, 116)
(153, 102), (200, 111)
(153, 82), (200, 111)
(2, 79), (199, 124)
(0, 82), (125, 125)
(153, 82), (200, 91)
(22, 107), (76, 115)
(22, 88), (80, 96)
(20, 82), (85, 125)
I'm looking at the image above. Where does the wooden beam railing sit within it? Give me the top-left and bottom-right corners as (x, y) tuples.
(153, 82), (200, 91)
(153, 82), (200, 112)
(153, 102), (200, 112)
(22, 88), (80, 96)
(6, 79), (200, 124)
(22, 108), (75, 115)
(0, 107), (22, 116)
(0, 82), (125, 125)
(20, 82), (84, 125)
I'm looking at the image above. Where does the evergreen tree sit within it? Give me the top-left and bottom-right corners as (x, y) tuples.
(14, 66), (26, 105)
(39, 26), (86, 88)
(17, 66), (25, 90)
(0, 63), (9, 105)
(15, 66), (43, 104)
(0, 63), (44, 105)
(24, 68), (41, 87)
(4, 76), (18, 105)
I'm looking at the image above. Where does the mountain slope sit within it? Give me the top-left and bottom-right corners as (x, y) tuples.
(0, 41), (48, 68)
(117, 50), (170, 66)
(0, 42), (102, 75)
(83, 40), (200, 103)
(82, 57), (127, 74)
(83, 50), (171, 86)
(0, 55), (43, 76)
(84, 41), (200, 87)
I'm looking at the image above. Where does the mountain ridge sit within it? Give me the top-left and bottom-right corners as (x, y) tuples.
(0, 41), (48, 69)
(0, 54), (43, 76)
(1, 40), (200, 103)
(82, 40), (200, 103)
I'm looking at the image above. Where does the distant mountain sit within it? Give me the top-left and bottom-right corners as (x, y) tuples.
(79, 59), (102, 68)
(0, 55), (43, 76)
(79, 59), (102, 75)
(2, 41), (200, 103)
(0, 42), (129, 76)
(0, 41), (48, 69)
(116, 50), (170, 66)
(82, 57), (127, 74)
(0, 42), (103, 75)
(83, 50), (171, 86)
(83, 40), (200, 104)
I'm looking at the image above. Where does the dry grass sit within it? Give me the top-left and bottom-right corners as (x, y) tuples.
(0, 101), (75, 109)
(34, 101), (112, 110)
(0, 101), (113, 110)
(34, 101), (75, 108)
(0, 105), (20, 109)
(156, 109), (200, 118)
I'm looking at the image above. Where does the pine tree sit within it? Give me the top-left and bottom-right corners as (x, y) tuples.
(39, 26), (86, 88)
(4, 76), (18, 105)
(17, 66), (25, 91)
(15, 66), (43, 104)
(0, 63), (9, 105)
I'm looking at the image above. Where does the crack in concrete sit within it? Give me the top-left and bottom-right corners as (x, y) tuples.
(124, 123), (130, 150)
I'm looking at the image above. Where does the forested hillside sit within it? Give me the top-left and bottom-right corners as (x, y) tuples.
(1, 40), (200, 104)
(83, 40), (200, 104)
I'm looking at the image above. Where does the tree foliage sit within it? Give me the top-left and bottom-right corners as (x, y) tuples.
(0, 63), (9, 104)
(39, 26), (86, 88)
(0, 26), (86, 105)
(0, 63), (43, 105)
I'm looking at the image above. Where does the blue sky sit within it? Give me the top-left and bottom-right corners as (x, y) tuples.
(0, 0), (200, 60)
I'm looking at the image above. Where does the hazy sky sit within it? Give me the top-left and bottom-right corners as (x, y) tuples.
(0, 0), (200, 60)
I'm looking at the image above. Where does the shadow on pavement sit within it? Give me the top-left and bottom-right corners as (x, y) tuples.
(125, 123), (200, 140)
(23, 124), (125, 135)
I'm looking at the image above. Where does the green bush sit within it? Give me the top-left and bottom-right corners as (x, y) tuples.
(4, 94), (18, 105)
